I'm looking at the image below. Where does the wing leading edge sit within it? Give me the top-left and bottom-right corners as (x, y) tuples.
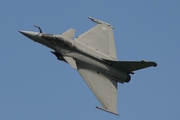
(77, 66), (119, 115)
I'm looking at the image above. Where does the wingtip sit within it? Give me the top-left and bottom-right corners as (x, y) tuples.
(96, 106), (119, 116)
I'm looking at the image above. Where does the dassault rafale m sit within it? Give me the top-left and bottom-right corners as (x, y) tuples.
(19, 16), (157, 115)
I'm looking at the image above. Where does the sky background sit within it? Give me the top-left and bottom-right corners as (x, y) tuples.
(0, 0), (180, 119)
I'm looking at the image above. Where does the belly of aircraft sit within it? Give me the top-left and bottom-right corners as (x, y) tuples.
(72, 52), (129, 83)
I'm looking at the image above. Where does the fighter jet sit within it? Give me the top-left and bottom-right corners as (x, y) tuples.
(19, 16), (157, 115)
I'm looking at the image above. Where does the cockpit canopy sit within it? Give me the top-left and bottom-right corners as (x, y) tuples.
(41, 34), (54, 41)
(41, 34), (73, 48)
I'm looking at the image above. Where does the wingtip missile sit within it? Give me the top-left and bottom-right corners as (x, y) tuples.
(88, 16), (113, 28)
(88, 16), (110, 25)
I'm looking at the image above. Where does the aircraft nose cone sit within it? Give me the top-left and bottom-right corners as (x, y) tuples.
(19, 30), (39, 41)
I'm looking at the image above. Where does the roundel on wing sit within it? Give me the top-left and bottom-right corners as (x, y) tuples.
(102, 27), (107, 31)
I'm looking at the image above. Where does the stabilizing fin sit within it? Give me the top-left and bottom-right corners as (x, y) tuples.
(61, 28), (75, 39)
(63, 56), (77, 69)
(103, 59), (157, 74)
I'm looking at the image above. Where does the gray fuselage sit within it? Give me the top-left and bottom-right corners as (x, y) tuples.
(39, 33), (130, 83)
